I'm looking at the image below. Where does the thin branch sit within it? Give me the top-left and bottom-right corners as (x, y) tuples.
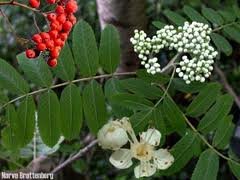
(0, 72), (136, 111)
(212, 22), (238, 32)
(0, 1), (40, 12)
(33, 12), (41, 33)
(51, 140), (98, 174)
(214, 65), (240, 109)
(0, 154), (24, 168)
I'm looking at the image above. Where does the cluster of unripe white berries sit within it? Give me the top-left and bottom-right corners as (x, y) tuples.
(130, 21), (218, 84)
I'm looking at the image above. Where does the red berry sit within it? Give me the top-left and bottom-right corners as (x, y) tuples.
(40, 32), (50, 41)
(46, 0), (55, 4)
(55, 6), (65, 14)
(29, 0), (40, 8)
(65, 1), (78, 13)
(32, 34), (42, 43)
(37, 43), (47, 51)
(50, 48), (60, 58)
(48, 59), (58, 67)
(46, 40), (55, 50)
(62, 21), (73, 32)
(25, 49), (36, 59)
(68, 14), (77, 25)
(57, 14), (66, 24)
(49, 30), (58, 39)
(59, 33), (68, 41)
(47, 13), (57, 21)
(54, 38), (64, 46)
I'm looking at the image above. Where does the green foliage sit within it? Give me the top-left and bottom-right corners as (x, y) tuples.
(99, 25), (120, 73)
(54, 43), (76, 81)
(2, 105), (21, 150)
(60, 84), (83, 140)
(83, 80), (107, 135)
(228, 161), (240, 179)
(73, 20), (99, 76)
(202, 7), (224, 25)
(0, 58), (29, 95)
(197, 94), (233, 134)
(223, 26), (240, 44)
(186, 83), (221, 117)
(17, 96), (35, 147)
(163, 10), (186, 26)
(17, 53), (53, 87)
(191, 149), (219, 180)
(212, 115), (234, 150)
(210, 33), (233, 56)
(162, 96), (186, 136)
(183, 5), (209, 24)
(38, 90), (61, 147)
(160, 130), (201, 175)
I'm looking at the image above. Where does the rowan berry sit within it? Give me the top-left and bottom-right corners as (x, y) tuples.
(48, 59), (58, 67)
(32, 34), (42, 44)
(26, 49), (36, 59)
(54, 38), (63, 46)
(47, 13), (57, 21)
(46, 0), (56, 4)
(40, 32), (50, 41)
(55, 5), (65, 14)
(29, 0), (40, 8)
(57, 14), (67, 24)
(68, 14), (77, 25)
(65, 1), (78, 13)
(37, 43), (47, 51)
(46, 40), (55, 50)
(50, 48), (60, 58)
(62, 21), (73, 32)
(59, 33), (68, 41)
(49, 30), (58, 39)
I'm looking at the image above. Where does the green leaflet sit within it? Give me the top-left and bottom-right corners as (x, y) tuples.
(0, 58), (29, 95)
(120, 78), (163, 100)
(152, 21), (166, 29)
(17, 96), (35, 147)
(160, 131), (201, 175)
(137, 69), (170, 84)
(163, 10), (187, 26)
(54, 43), (76, 81)
(212, 115), (234, 150)
(202, 7), (224, 25)
(104, 78), (132, 118)
(60, 84), (83, 140)
(191, 149), (219, 180)
(210, 33), (232, 56)
(110, 93), (154, 111)
(83, 80), (107, 135)
(162, 96), (186, 136)
(228, 161), (240, 179)
(218, 10), (236, 22)
(186, 83), (221, 117)
(17, 53), (53, 87)
(197, 94), (233, 134)
(99, 24), (120, 73)
(223, 26), (240, 44)
(38, 90), (61, 147)
(2, 105), (21, 150)
(172, 78), (206, 93)
(73, 20), (99, 76)
(183, 5), (209, 24)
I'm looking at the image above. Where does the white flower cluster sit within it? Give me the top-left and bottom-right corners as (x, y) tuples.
(130, 21), (218, 84)
(97, 117), (174, 178)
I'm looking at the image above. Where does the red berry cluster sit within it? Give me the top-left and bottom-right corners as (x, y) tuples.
(26, 0), (78, 67)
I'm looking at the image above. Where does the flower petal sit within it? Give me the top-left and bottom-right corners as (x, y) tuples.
(140, 128), (161, 146)
(134, 161), (156, 178)
(153, 149), (174, 170)
(109, 149), (133, 169)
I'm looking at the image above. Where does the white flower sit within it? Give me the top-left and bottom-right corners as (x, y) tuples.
(109, 128), (174, 178)
(97, 119), (129, 150)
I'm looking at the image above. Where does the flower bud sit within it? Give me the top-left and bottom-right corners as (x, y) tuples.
(98, 121), (128, 150)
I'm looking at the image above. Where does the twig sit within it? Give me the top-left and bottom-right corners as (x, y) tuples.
(0, 154), (24, 168)
(0, 71), (136, 111)
(212, 22), (238, 32)
(214, 65), (240, 109)
(51, 140), (98, 174)
(0, 1), (40, 12)
(33, 12), (41, 33)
